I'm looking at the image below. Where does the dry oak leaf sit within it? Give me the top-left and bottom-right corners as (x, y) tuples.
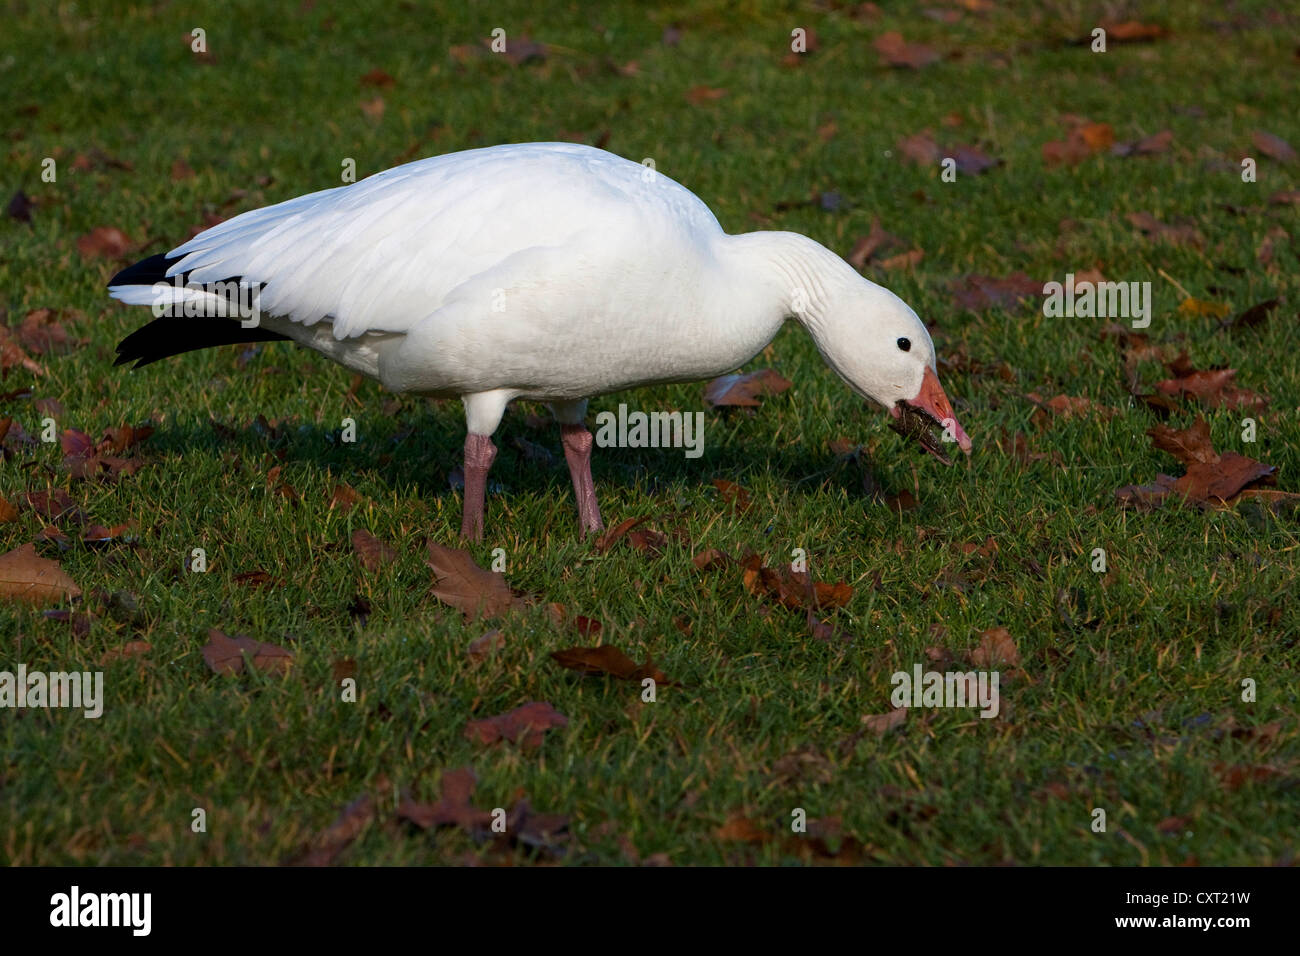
(970, 627), (1019, 668)
(464, 700), (568, 749)
(295, 794), (374, 866)
(0, 543), (81, 604)
(397, 766), (494, 831)
(861, 707), (907, 735)
(549, 645), (673, 685)
(1117, 419), (1275, 508)
(874, 32), (940, 68)
(1252, 130), (1297, 165)
(426, 540), (523, 619)
(75, 226), (132, 259)
(1152, 367), (1268, 412)
(352, 529), (397, 571)
(201, 628), (293, 676)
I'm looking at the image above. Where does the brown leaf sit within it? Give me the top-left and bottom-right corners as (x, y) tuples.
(691, 547), (730, 571)
(715, 815), (769, 843)
(1126, 212), (1203, 247)
(330, 483), (362, 512)
(950, 144), (1000, 175)
(1101, 20), (1169, 42)
(685, 85), (728, 105)
(467, 629), (506, 662)
(874, 31), (940, 68)
(897, 130), (942, 165)
(549, 645), (673, 685)
(359, 96), (385, 120)
(1252, 130), (1297, 165)
(397, 767), (493, 831)
(99, 641), (152, 665)
(75, 226), (132, 259)
(1152, 367), (1268, 412)
(845, 218), (904, 269)
(950, 273), (1041, 312)
(877, 248), (924, 270)
(296, 794), (373, 866)
(23, 489), (85, 524)
(427, 541), (522, 619)
(1222, 299), (1280, 332)
(712, 478), (753, 513)
(201, 628), (293, 676)
(0, 495), (18, 523)
(1042, 122), (1113, 166)
(1112, 129), (1173, 157)
(464, 700), (568, 749)
(594, 515), (647, 553)
(352, 529), (397, 571)
(703, 368), (792, 408)
(360, 68), (395, 88)
(0, 543), (81, 604)
(970, 627), (1019, 668)
(861, 708), (907, 735)
(1118, 419), (1276, 508)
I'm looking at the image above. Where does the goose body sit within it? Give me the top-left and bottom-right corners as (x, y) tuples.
(109, 142), (970, 538)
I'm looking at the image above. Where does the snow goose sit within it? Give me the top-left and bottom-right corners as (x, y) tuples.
(108, 142), (971, 540)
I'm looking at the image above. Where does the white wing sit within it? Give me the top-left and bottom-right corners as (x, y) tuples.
(132, 143), (721, 340)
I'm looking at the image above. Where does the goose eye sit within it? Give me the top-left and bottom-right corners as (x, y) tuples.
(897, 337), (911, 352)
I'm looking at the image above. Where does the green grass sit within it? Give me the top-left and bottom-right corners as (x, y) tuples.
(2, 0), (1297, 865)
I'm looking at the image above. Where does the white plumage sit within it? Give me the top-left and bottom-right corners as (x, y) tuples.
(109, 142), (970, 538)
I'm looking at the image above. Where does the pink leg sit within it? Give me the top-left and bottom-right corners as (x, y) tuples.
(561, 424), (603, 536)
(460, 433), (497, 541)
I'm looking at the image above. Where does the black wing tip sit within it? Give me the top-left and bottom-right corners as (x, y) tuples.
(107, 252), (184, 290)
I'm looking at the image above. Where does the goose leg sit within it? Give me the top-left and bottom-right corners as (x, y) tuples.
(561, 423), (603, 536)
(460, 433), (497, 541)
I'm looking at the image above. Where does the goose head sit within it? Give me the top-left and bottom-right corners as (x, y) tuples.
(807, 278), (972, 464)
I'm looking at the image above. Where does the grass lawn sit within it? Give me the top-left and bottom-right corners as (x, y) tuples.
(1, 0), (1297, 865)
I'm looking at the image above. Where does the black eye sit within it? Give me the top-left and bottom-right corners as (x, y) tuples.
(897, 337), (911, 352)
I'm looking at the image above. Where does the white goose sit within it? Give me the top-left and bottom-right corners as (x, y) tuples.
(109, 142), (971, 539)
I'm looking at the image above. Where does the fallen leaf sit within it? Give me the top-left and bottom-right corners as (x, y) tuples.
(360, 68), (395, 88)
(549, 645), (673, 685)
(950, 273), (1041, 312)
(330, 483), (362, 512)
(295, 794), (373, 866)
(1117, 419), (1276, 509)
(100, 641), (152, 665)
(712, 478), (753, 513)
(75, 226), (132, 259)
(397, 767), (492, 832)
(874, 31), (940, 68)
(861, 708), (907, 734)
(0, 543), (80, 604)
(1252, 130), (1297, 165)
(352, 529), (397, 571)
(685, 85), (728, 105)
(464, 700), (568, 749)
(426, 541), (522, 619)
(1126, 212), (1203, 247)
(1112, 129), (1173, 157)
(201, 628), (293, 676)
(467, 629), (506, 662)
(970, 627), (1019, 668)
